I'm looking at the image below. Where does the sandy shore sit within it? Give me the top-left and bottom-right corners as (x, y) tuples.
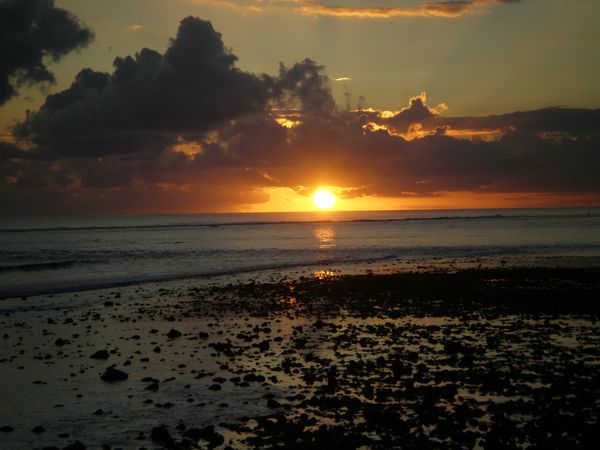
(1, 267), (599, 449)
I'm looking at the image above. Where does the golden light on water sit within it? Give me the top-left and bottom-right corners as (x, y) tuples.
(312, 188), (336, 209)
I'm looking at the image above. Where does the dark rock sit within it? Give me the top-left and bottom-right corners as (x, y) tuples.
(90, 350), (109, 360)
(0, 425), (14, 432)
(150, 425), (173, 444)
(32, 425), (46, 433)
(100, 367), (128, 382)
(167, 329), (182, 339)
(145, 382), (159, 391)
(62, 442), (86, 450)
(267, 398), (281, 408)
(183, 426), (224, 448)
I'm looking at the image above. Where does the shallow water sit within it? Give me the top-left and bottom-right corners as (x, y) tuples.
(1, 208), (599, 298)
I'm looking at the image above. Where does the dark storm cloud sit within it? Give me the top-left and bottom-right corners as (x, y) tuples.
(15, 17), (271, 157)
(0, 0), (93, 105)
(0, 141), (22, 162)
(274, 59), (336, 115)
(437, 108), (600, 133)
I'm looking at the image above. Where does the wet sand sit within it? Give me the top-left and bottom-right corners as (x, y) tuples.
(1, 267), (599, 449)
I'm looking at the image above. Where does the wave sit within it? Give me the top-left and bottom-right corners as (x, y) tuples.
(0, 260), (98, 273)
(0, 211), (597, 233)
(0, 254), (398, 298)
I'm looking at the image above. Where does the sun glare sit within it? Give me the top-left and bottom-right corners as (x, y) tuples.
(313, 188), (336, 210)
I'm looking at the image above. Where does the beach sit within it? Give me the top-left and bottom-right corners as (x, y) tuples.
(1, 266), (599, 449)
(2, 1), (600, 448)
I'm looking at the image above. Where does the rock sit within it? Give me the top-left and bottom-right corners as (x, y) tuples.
(92, 409), (103, 416)
(32, 425), (46, 433)
(166, 329), (182, 339)
(100, 367), (128, 382)
(145, 382), (159, 391)
(55, 338), (67, 346)
(62, 442), (86, 450)
(183, 426), (224, 448)
(90, 350), (109, 360)
(267, 398), (281, 408)
(0, 425), (14, 432)
(150, 425), (173, 444)
(208, 384), (222, 391)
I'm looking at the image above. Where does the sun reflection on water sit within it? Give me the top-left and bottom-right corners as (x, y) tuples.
(314, 226), (335, 249)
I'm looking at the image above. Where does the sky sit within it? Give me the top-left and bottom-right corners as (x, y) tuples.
(1, 0), (599, 214)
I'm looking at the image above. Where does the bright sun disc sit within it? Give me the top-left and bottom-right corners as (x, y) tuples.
(313, 189), (336, 209)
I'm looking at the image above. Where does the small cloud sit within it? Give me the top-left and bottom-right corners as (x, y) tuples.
(128, 24), (143, 32)
(334, 77), (352, 82)
(435, 102), (449, 113)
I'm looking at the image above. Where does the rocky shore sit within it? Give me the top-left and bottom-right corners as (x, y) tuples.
(1, 268), (599, 449)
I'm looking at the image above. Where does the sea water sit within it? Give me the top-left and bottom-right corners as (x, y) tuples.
(1, 208), (599, 298)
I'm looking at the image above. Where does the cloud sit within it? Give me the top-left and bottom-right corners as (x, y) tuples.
(194, 0), (521, 20)
(0, 0), (93, 105)
(299, 0), (521, 19)
(15, 17), (271, 157)
(2, 16), (599, 215)
(127, 24), (143, 33)
(273, 59), (336, 115)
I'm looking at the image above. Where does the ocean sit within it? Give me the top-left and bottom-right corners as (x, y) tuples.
(1, 208), (599, 298)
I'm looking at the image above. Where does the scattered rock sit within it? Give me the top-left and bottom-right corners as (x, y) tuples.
(62, 441), (86, 450)
(150, 425), (173, 445)
(100, 367), (128, 382)
(166, 329), (182, 339)
(90, 350), (109, 360)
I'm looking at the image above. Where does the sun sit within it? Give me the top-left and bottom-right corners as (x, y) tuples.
(313, 188), (336, 210)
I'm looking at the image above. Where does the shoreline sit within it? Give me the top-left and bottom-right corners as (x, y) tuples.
(1, 266), (599, 449)
(3, 253), (600, 301)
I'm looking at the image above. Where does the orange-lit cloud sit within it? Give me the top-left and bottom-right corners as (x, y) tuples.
(193, 0), (521, 20)
(127, 24), (143, 32)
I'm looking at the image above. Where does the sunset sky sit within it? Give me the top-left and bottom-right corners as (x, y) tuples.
(1, 0), (599, 214)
